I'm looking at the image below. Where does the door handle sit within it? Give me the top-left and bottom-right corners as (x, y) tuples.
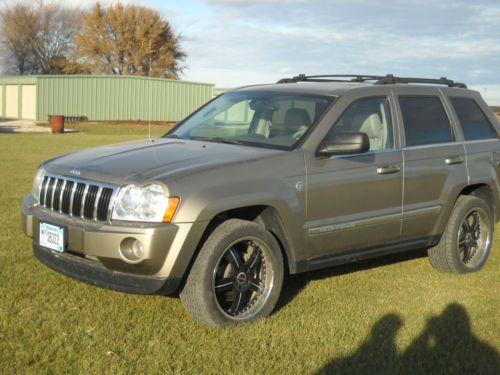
(445, 156), (464, 165)
(377, 165), (400, 175)
(493, 152), (500, 166)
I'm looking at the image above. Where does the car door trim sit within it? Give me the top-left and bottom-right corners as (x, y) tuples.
(308, 212), (402, 237)
(403, 205), (442, 218)
(308, 205), (441, 237)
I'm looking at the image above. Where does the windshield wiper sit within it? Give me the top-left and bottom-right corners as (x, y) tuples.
(163, 134), (183, 139)
(188, 136), (245, 145)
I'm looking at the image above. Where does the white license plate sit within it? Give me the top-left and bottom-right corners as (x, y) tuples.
(39, 222), (65, 252)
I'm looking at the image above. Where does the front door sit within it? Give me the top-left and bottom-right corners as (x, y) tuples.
(305, 94), (403, 261)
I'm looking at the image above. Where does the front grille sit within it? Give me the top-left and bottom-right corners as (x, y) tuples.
(39, 174), (117, 222)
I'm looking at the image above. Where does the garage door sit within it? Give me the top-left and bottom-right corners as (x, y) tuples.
(5, 85), (18, 118)
(22, 85), (36, 120)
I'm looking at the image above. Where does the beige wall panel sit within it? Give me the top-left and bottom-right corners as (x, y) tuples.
(21, 85), (37, 120)
(5, 85), (19, 118)
(0, 85), (3, 116)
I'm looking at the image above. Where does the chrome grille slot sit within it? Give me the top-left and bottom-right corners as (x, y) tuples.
(39, 176), (49, 205)
(52, 179), (64, 211)
(84, 185), (99, 219)
(72, 183), (86, 216)
(61, 181), (74, 214)
(36, 173), (118, 222)
(45, 177), (56, 208)
(97, 188), (113, 221)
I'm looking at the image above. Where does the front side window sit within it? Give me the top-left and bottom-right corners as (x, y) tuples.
(449, 97), (498, 141)
(326, 97), (394, 151)
(399, 96), (453, 147)
(168, 91), (334, 149)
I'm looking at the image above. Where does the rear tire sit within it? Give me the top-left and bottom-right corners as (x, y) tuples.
(180, 219), (284, 327)
(428, 195), (493, 273)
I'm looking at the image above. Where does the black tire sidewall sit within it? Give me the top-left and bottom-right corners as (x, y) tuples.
(445, 196), (493, 273)
(181, 219), (284, 327)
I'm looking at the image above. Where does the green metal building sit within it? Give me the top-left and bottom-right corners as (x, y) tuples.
(0, 75), (218, 122)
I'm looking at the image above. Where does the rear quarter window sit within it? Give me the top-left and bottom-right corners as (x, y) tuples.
(449, 97), (498, 141)
(399, 96), (453, 147)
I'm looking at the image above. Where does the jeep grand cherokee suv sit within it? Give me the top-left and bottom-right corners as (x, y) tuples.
(21, 74), (500, 327)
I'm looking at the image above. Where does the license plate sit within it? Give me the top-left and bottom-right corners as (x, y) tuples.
(39, 222), (65, 252)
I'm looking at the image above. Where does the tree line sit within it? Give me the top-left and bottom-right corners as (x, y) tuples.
(0, 1), (186, 79)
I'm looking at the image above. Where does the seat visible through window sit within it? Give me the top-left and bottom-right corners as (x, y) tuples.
(284, 108), (312, 139)
(326, 97), (393, 151)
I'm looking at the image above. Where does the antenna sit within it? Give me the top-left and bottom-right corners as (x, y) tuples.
(148, 40), (152, 140)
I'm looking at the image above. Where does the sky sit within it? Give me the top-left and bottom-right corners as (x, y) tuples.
(154, 0), (500, 104)
(5, 0), (500, 104)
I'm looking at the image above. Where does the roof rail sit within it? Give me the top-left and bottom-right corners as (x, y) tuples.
(375, 74), (467, 88)
(277, 73), (467, 88)
(277, 74), (384, 84)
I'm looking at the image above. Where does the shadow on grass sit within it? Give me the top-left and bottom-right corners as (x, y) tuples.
(276, 248), (428, 312)
(314, 303), (499, 375)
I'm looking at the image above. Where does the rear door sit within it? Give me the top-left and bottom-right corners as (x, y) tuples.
(396, 87), (468, 242)
(446, 94), (500, 208)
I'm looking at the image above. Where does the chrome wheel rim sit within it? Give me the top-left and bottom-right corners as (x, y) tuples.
(457, 208), (491, 268)
(212, 237), (273, 320)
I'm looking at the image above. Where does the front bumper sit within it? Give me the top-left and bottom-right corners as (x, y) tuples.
(33, 242), (179, 294)
(21, 195), (187, 294)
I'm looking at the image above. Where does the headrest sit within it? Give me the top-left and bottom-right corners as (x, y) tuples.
(359, 113), (382, 137)
(284, 108), (311, 131)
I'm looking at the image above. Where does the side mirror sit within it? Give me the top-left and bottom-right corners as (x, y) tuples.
(317, 132), (370, 157)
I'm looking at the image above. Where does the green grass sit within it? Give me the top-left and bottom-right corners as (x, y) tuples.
(0, 124), (499, 374)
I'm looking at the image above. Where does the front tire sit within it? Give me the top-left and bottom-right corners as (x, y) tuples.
(428, 195), (493, 273)
(180, 219), (284, 327)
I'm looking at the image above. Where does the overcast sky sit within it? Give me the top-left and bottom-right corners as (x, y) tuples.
(5, 0), (500, 104)
(157, 0), (500, 104)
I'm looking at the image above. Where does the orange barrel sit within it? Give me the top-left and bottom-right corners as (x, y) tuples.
(49, 115), (65, 134)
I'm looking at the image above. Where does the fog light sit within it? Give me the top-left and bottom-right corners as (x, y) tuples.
(119, 238), (145, 263)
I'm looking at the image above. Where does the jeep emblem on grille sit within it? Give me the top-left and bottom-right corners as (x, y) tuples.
(69, 169), (81, 176)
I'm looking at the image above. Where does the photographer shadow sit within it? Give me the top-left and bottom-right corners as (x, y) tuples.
(315, 303), (499, 375)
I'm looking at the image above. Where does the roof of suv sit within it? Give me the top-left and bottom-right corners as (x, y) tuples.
(234, 81), (370, 96)
(232, 74), (471, 97)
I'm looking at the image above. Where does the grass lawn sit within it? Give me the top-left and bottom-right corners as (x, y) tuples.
(0, 124), (499, 374)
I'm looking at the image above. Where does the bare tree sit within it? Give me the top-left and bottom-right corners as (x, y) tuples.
(0, 1), (81, 75)
(32, 2), (81, 74)
(0, 4), (38, 74)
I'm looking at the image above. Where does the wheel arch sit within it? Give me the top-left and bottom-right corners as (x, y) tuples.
(457, 183), (498, 221)
(201, 205), (298, 274)
(179, 204), (300, 289)
(431, 182), (497, 246)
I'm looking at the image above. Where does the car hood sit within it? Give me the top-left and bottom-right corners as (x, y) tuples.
(43, 138), (282, 184)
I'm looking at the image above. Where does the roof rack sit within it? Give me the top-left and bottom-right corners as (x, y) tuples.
(277, 74), (384, 84)
(374, 74), (467, 88)
(277, 73), (467, 88)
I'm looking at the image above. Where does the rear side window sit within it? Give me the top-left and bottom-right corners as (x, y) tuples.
(450, 97), (498, 140)
(399, 96), (453, 147)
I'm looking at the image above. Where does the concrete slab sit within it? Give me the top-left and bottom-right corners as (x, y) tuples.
(0, 119), (76, 133)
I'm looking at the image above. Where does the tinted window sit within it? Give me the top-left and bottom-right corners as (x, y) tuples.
(327, 97), (393, 151)
(450, 97), (498, 140)
(399, 96), (452, 147)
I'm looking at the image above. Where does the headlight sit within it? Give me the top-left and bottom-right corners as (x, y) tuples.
(32, 168), (46, 201)
(112, 183), (180, 223)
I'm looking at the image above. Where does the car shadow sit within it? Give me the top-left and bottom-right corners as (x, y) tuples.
(314, 303), (499, 374)
(275, 248), (428, 312)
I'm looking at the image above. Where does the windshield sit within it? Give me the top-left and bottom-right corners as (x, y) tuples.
(166, 91), (334, 150)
